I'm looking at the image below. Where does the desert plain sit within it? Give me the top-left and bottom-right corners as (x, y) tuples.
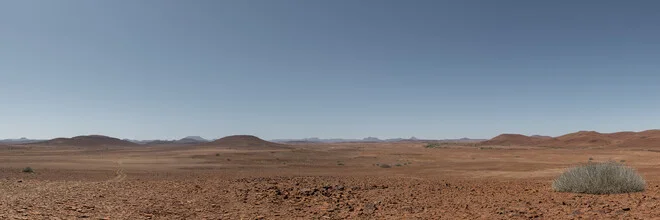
(2, 131), (660, 219)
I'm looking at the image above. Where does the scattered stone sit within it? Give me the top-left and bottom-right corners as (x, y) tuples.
(363, 202), (377, 215)
(300, 188), (314, 196)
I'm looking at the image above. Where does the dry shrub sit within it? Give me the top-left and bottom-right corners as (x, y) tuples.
(22, 167), (34, 173)
(552, 161), (645, 194)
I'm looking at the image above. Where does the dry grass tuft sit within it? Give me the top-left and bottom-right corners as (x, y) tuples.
(552, 161), (645, 194)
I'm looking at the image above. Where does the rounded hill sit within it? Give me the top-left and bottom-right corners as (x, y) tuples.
(480, 134), (556, 146)
(208, 135), (290, 149)
(41, 135), (138, 147)
(481, 129), (660, 148)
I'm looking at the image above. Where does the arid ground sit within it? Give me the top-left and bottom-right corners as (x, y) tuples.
(2, 134), (660, 219)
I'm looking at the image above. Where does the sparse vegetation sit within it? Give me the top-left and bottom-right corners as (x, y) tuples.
(395, 163), (402, 167)
(379, 164), (391, 168)
(620, 159), (626, 163)
(589, 157), (593, 161)
(22, 167), (34, 173)
(215, 153), (220, 156)
(337, 161), (345, 166)
(424, 143), (449, 148)
(552, 161), (645, 194)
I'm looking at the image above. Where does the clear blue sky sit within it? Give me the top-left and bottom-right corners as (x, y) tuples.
(2, 1), (659, 140)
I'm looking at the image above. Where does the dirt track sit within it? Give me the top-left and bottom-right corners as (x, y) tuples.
(1, 142), (659, 219)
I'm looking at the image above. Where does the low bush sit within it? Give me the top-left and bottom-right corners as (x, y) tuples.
(424, 143), (449, 148)
(552, 161), (645, 194)
(22, 167), (34, 173)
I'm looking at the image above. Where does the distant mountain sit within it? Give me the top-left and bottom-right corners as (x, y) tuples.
(271, 137), (486, 143)
(126, 136), (210, 145)
(175, 136), (209, 144)
(180, 136), (208, 142)
(40, 135), (138, 147)
(0, 138), (46, 144)
(123, 139), (163, 144)
(144, 140), (175, 145)
(362, 137), (382, 142)
(271, 138), (362, 143)
(384, 138), (405, 142)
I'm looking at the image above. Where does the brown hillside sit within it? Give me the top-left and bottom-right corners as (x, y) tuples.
(208, 135), (290, 149)
(40, 135), (138, 147)
(604, 131), (639, 140)
(482, 129), (660, 148)
(639, 129), (660, 138)
(480, 134), (557, 146)
(555, 131), (612, 147)
(618, 137), (660, 149)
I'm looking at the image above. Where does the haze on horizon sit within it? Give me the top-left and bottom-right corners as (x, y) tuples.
(2, 1), (660, 140)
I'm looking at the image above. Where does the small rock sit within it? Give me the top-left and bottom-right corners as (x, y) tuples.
(299, 188), (314, 196)
(363, 202), (377, 215)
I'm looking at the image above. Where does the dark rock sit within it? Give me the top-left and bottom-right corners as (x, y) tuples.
(299, 188), (314, 196)
(363, 202), (377, 215)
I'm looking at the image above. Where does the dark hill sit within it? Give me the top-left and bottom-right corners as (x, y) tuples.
(207, 135), (290, 149)
(40, 135), (138, 147)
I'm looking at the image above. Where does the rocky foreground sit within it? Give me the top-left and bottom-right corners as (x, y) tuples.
(1, 169), (657, 219)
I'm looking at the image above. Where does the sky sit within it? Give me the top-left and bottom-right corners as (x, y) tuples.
(2, 0), (660, 140)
